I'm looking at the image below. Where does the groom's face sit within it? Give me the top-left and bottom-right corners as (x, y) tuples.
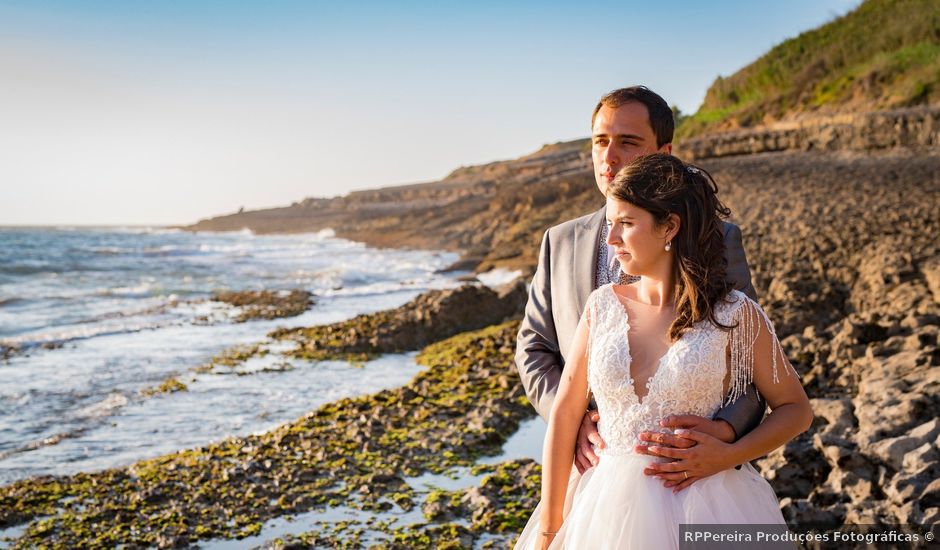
(592, 101), (670, 196)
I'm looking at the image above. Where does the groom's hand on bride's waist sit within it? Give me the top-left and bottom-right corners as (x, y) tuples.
(575, 410), (605, 474)
(635, 415), (737, 492)
(639, 415), (736, 448)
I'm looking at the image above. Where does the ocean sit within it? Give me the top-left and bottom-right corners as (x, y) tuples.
(0, 226), (465, 484)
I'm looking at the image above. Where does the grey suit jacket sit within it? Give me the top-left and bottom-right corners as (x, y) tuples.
(515, 206), (764, 437)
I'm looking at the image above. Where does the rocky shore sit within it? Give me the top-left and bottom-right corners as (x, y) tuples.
(700, 150), (940, 527)
(0, 317), (535, 548)
(0, 280), (539, 548)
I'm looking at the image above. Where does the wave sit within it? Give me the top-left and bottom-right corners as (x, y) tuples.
(0, 264), (52, 276)
(94, 282), (157, 298)
(0, 262), (130, 276)
(91, 247), (126, 256)
(67, 301), (179, 326)
(108, 226), (180, 235)
(0, 428), (88, 461)
(0, 295), (238, 350)
(91, 243), (253, 258)
(321, 279), (433, 298)
(0, 318), (174, 350)
(0, 391), (130, 461)
(75, 392), (129, 419)
(190, 227), (336, 241)
(476, 268), (524, 289)
(191, 227), (256, 237)
(0, 297), (25, 308)
(310, 228), (336, 240)
(196, 243), (252, 255)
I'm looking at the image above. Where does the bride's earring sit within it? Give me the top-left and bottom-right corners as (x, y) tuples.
(664, 241), (672, 252)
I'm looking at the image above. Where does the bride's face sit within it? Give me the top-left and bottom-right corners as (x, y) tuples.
(605, 197), (676, 277)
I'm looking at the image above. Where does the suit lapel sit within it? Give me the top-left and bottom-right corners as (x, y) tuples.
(573, 207), (606, 316)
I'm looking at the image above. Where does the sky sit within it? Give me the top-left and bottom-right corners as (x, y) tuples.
(0, 0), (861, 226)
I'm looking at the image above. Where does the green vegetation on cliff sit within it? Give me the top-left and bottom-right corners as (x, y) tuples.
(679, 0), (940, 139)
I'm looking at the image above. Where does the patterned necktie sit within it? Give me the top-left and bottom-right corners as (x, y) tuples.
(596, 223), (618, 287)
(597, 222), (638, 287)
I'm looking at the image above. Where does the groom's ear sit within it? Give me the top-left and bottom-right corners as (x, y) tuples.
(659, 143), (673, 154)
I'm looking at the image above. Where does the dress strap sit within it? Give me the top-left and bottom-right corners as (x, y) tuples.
(584, 289), (599, 401)
(724, 293), (796, 405)
(583, 286), (613, 403)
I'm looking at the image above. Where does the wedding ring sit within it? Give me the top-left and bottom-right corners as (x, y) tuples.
(683, 471), (689, 480)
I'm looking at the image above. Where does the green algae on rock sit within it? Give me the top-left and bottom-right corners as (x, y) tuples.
(461, 458), (541, 535)
(192, 343), (269, 374)
(140, 376), (189, 397)
(386, 522), (474, 549)
(0, 320), (536, 548)
(422, 488), (466, 521)
(257, 458), (543, 549)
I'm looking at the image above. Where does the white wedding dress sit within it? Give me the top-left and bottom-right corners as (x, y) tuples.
(514, 285), (789, 549)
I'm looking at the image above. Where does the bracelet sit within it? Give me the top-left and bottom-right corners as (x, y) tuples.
(541, 531), (558, 537)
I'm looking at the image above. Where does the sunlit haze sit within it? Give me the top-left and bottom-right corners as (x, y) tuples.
(1, 0), (860, 226)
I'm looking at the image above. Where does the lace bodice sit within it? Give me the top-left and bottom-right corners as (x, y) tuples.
(585, 284), (778, 456)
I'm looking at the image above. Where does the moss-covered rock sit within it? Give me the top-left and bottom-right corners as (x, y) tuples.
(462, 459), (541, 534)
(384, 522), (474, 550)
(140, 376), (188, 397)
(192, 343), (269, 374)
(212, 289), (314, 322)
(422, 488), (466, 521)
(269, 282), (526, 362)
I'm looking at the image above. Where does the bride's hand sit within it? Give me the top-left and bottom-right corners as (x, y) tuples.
(659, 414), (736, 443)
(637, 428), (740, 492)
(538, 532), (556, 550)
(635, 414), (737, 490)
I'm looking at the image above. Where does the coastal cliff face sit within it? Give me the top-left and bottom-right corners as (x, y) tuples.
(185, 139), (600, 273)
(678, 105), (940, 160)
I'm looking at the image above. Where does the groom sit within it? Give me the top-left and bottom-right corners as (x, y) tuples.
(515, 86), (764, 488)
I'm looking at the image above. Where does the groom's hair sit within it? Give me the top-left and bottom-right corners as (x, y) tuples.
(591, 86), (675, 148)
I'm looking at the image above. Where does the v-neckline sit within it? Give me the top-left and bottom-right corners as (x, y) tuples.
(608, 284), (678, 405)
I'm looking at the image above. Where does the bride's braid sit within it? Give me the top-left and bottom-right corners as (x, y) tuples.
(607, 153), (734, 341)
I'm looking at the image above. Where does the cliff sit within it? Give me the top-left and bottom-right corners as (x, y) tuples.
(677, 0), (940, 140)
(678, 105), (940, 160)
(185, 139), (598, 273)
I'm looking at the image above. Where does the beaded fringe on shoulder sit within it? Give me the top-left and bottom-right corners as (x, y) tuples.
(725, 296), (795, 406)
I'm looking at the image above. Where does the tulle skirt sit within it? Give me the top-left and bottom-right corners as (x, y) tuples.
(514, 453), (785, 550)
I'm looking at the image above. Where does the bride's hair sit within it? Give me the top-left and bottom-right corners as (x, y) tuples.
(608, 153), (734, 341)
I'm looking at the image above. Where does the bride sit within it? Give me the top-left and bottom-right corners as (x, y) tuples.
(514, 153), (813, 549)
